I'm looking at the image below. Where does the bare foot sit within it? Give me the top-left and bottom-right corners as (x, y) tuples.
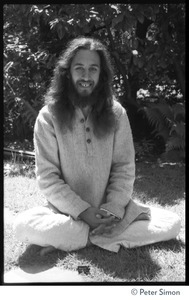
(40, 246), (56, 256)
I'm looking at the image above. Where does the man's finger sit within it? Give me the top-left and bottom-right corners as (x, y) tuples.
(98, 210), (109, 217)
(90, 222), (117, 236)
(90, 224), (105, 236)
(98, 215), (116, 225)
(101, 224), (117, 235)
(95, 214), (102, 219)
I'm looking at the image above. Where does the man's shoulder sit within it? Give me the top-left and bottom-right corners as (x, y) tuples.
(38, 104), (52, 117)
(112, 98), (126, 117)
(36, 105), (53, 124)
(39, 104), (50, 114)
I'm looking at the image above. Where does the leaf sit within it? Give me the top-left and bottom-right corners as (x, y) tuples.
(124, 11), (137, 28)
(4, 61), (14, 73)
(155, 102), (174, 122)
(170, 122), (185, 138)
(141, 105), (170, 142)
(90, 10), (99, 15)
(83, 25), (90, 33)
(138, 57), (144, 68)
(112, 12), (124, 28)
(136, 12), (144, 24)
(21, 5), (28, 14)
(112, 51), (120, 61)
(155, 128), (170, 142)
(143, 6), (154, 19)
(142, 106), (162, 127)
(22, 99), (38, 123)
(153, 5), (160, 14)
(132, 38), (138, 49)
(160, 60), (168, 69)
(172, 103), (185, 120)
(129, 64), (136, 76)
(46, 54), (56, 69)
(133, 55), (138, 66)
(166, 136), (184, 151)
(56, 23), (65, 40)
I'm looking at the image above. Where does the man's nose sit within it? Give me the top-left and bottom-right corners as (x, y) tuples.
(82, 69), (90, 80)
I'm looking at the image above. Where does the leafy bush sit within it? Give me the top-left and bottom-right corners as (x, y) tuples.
(140, 100), (185, 159)
(4, 160), (35, 178)
(4, 4), (185, 143)
(4, 140), (35, 178)
(134, 138), (155, 160)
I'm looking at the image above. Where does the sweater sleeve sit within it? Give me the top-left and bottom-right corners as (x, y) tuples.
(34, 107), (91, 219)
(100, 106), (135, 219)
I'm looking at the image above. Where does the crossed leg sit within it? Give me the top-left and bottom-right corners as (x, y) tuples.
(13, 205), (181, 254)
(13, 205), (90, 253)
(90, 206), (181, 252)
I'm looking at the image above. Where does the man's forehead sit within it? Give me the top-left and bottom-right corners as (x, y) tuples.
(72, 49), (100, 66)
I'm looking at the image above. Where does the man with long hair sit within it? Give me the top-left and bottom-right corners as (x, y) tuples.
(14, 37), (180, 255)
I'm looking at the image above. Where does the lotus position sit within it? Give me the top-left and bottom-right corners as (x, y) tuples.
(14, 37), (181, 255)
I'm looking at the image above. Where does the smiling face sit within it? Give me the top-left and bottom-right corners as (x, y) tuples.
(70, 49), (101, 97)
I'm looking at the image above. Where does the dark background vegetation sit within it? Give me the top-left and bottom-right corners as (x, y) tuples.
(4, 4), (185, 162)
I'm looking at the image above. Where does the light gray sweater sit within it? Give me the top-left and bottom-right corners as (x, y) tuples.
(34, 100), (150, 237)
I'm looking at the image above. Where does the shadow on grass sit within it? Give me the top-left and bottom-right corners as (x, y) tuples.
(134, 162), (185, 206)
(75, 245), (162, 282)
(16, 238), (184, 282)
(17, 244), (61, 274)
(152, 238), (185, 253)
(58, 238), (185, 282)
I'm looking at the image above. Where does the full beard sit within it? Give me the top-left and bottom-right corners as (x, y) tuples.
(68, 78), (100, 108)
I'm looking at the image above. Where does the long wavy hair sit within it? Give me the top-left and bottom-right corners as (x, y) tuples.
(44, 37), (118, 138)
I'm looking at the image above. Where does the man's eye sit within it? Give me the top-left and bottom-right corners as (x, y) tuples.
(90, 67), (98, 72)
(76, 67), (84, 71)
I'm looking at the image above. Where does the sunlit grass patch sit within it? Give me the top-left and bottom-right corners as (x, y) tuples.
(4, 161), (185, 282)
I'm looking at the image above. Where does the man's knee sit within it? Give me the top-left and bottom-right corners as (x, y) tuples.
(13, 211), (29, 242)
(171, 212), (181, 237)
(13, 206), (50, 240)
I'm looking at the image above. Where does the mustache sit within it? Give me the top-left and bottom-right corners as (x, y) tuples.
(77, 80), (93, 86)
(68, 78), (100, 108)
(78, 80), (93, 83)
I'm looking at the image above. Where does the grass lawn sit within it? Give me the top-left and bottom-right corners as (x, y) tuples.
(4, 160), (185, 282)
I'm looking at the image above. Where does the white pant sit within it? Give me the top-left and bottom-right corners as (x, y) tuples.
(13, 205), (181, 253)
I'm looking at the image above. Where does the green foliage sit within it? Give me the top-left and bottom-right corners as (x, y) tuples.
(140, 101), (185, 157)
(134, 139), (155, 160)
(4, 4), (185, 144)
(4, 140), (35, 177)
(4, 161), (35, 178)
